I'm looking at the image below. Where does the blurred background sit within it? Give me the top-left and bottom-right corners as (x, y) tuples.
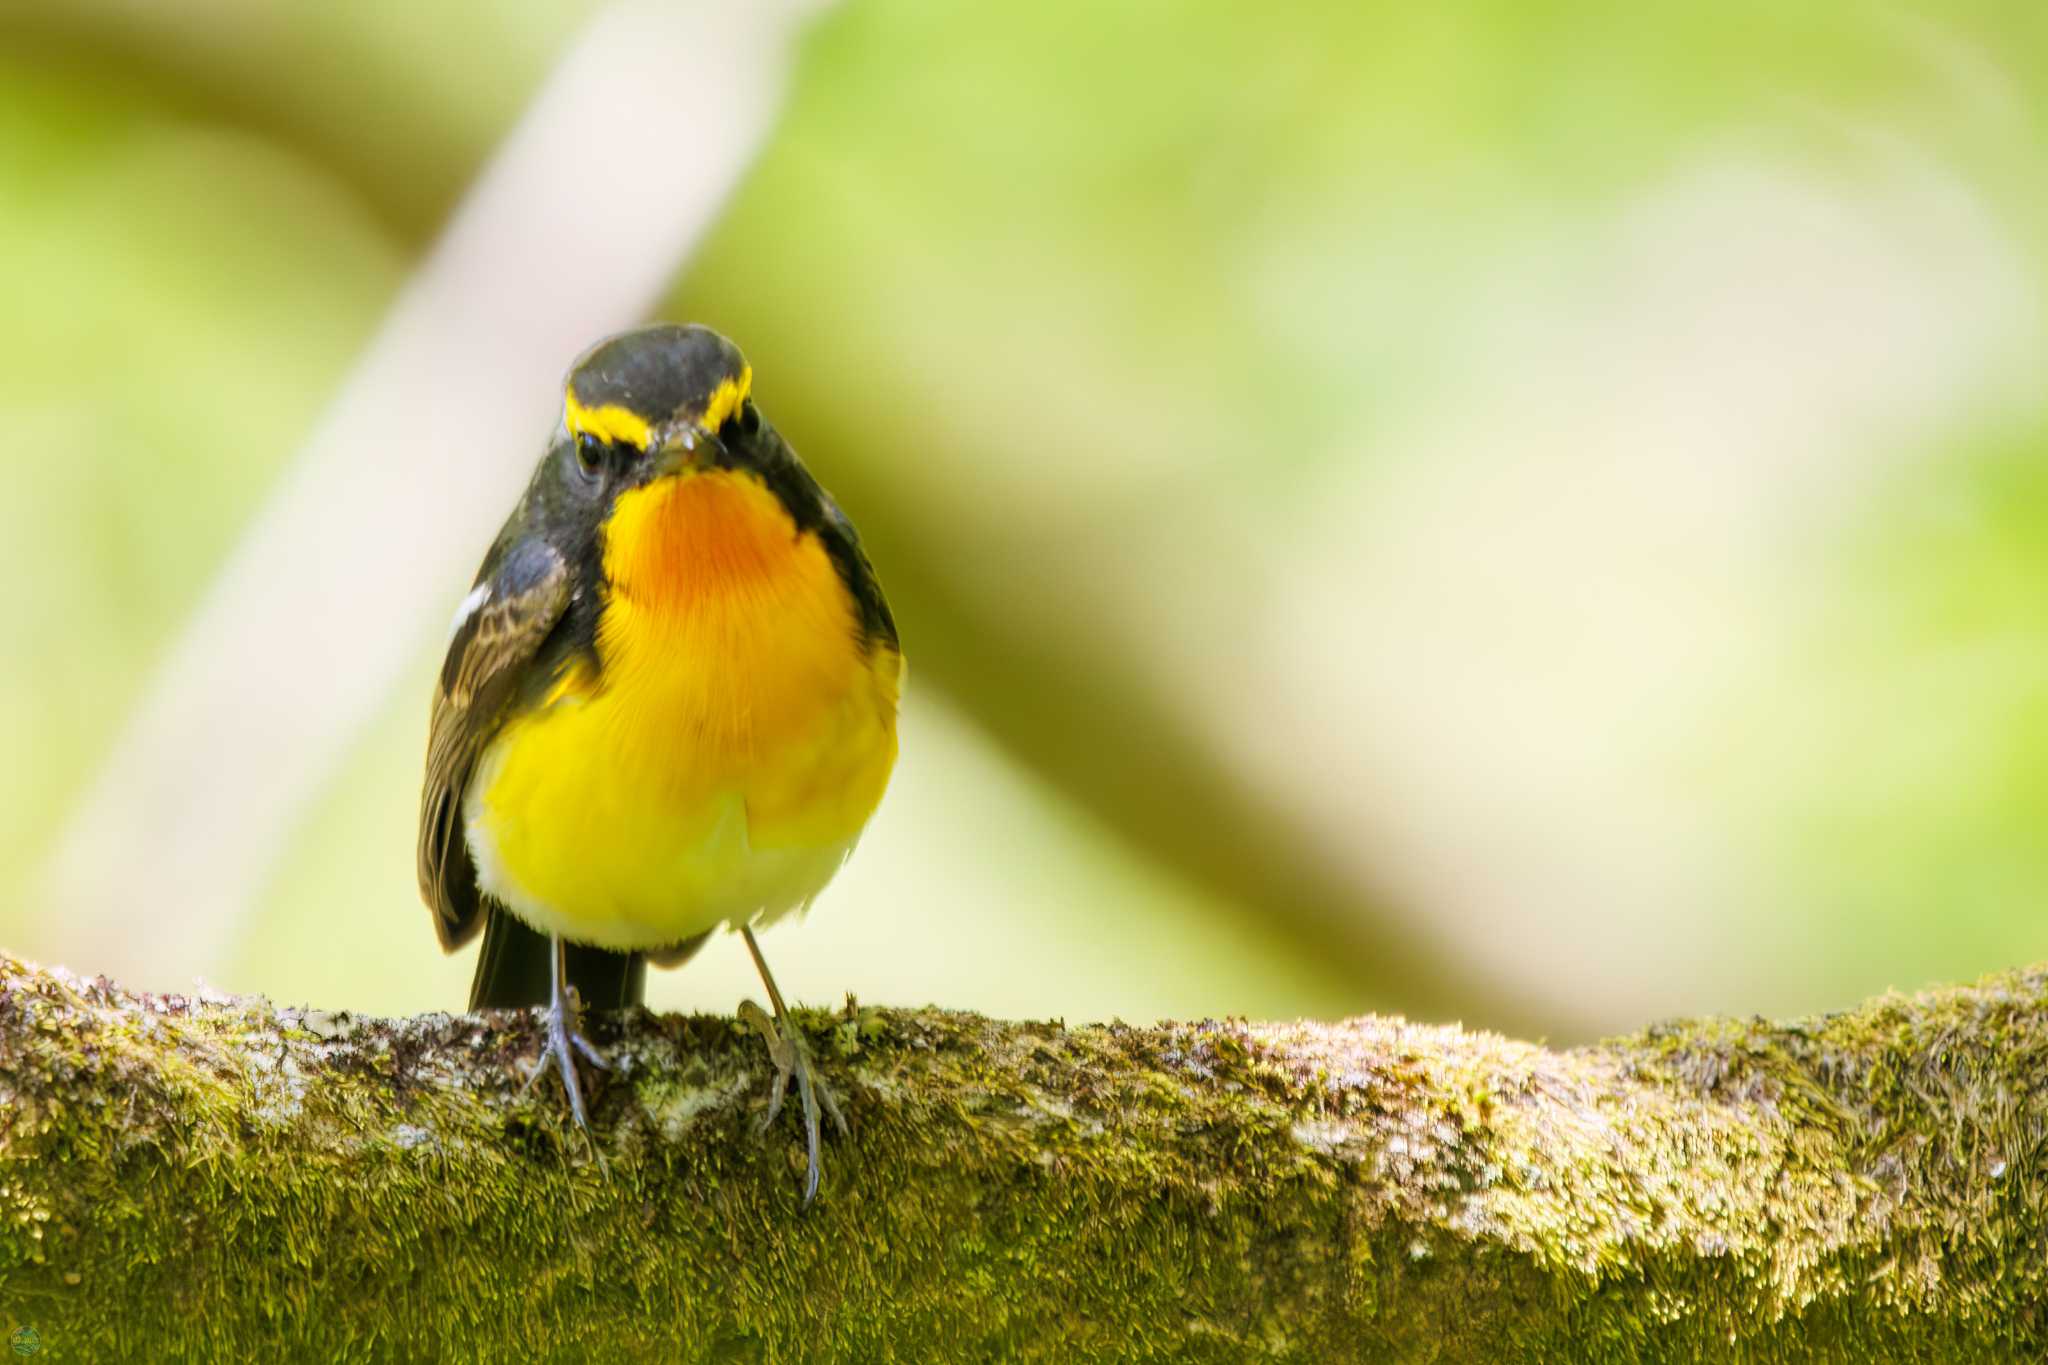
(4, 0), (2046, 1043)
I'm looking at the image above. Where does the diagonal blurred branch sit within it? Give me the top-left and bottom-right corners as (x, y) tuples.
(38, 0), (826, 990)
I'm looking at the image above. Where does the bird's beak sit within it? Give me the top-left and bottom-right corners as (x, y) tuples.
(648, 425), (717, 480)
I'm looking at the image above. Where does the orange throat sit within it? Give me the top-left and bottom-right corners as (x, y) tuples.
(595, 467), (894, 770)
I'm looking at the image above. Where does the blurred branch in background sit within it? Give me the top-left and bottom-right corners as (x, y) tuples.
(34, 0), (823, 988)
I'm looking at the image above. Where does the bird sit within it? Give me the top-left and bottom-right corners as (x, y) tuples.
(417, 322), (901, 1198)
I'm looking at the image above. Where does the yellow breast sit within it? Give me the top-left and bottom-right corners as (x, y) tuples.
(464, 468), (900, 951)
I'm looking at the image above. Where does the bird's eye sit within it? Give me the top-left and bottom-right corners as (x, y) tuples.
(575, 433), (603, 477)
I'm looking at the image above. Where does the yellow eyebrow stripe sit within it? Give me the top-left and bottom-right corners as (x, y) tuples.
(699, 366), (752, 432)
(563, 391), (653, 448)
(562, 366), (751, 451)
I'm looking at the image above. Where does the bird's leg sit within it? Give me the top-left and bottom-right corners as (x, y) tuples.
(521, 933), (606, 1128)
(740, 927), (847, 1203)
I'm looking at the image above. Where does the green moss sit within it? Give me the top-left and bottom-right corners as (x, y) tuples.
(2, 954), (2046, 1359)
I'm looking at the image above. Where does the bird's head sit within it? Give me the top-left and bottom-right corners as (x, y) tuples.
(561, 323), (754, 484)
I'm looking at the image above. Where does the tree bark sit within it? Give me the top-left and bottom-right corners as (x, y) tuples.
(1, 951), (2042, 1360)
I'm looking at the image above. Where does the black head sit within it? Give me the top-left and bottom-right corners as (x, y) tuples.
(563, 323), (750, 450)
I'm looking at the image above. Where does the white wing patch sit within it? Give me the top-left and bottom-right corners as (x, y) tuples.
(448, 583), (491, 641)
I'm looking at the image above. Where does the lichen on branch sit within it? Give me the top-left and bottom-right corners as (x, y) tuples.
(1, 952), (2043, 1360)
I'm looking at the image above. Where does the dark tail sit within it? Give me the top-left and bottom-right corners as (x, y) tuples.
(468, 907), (646, 1011)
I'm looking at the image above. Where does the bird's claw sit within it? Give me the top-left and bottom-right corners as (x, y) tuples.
(739, 997), (847, 1202)
(525, 984), (600, 1129)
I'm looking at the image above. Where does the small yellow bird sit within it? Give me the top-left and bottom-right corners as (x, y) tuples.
(418, 323), (900, 1197)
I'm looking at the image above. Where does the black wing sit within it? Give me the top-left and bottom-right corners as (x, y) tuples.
(417, 537), (571, 951)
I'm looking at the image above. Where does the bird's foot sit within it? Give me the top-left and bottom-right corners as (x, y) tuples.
(738, 998), (848, 1203)
(522, 983), (607, 1129)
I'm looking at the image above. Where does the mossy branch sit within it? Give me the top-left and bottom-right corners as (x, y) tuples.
(3, 952), (2045, 1360)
